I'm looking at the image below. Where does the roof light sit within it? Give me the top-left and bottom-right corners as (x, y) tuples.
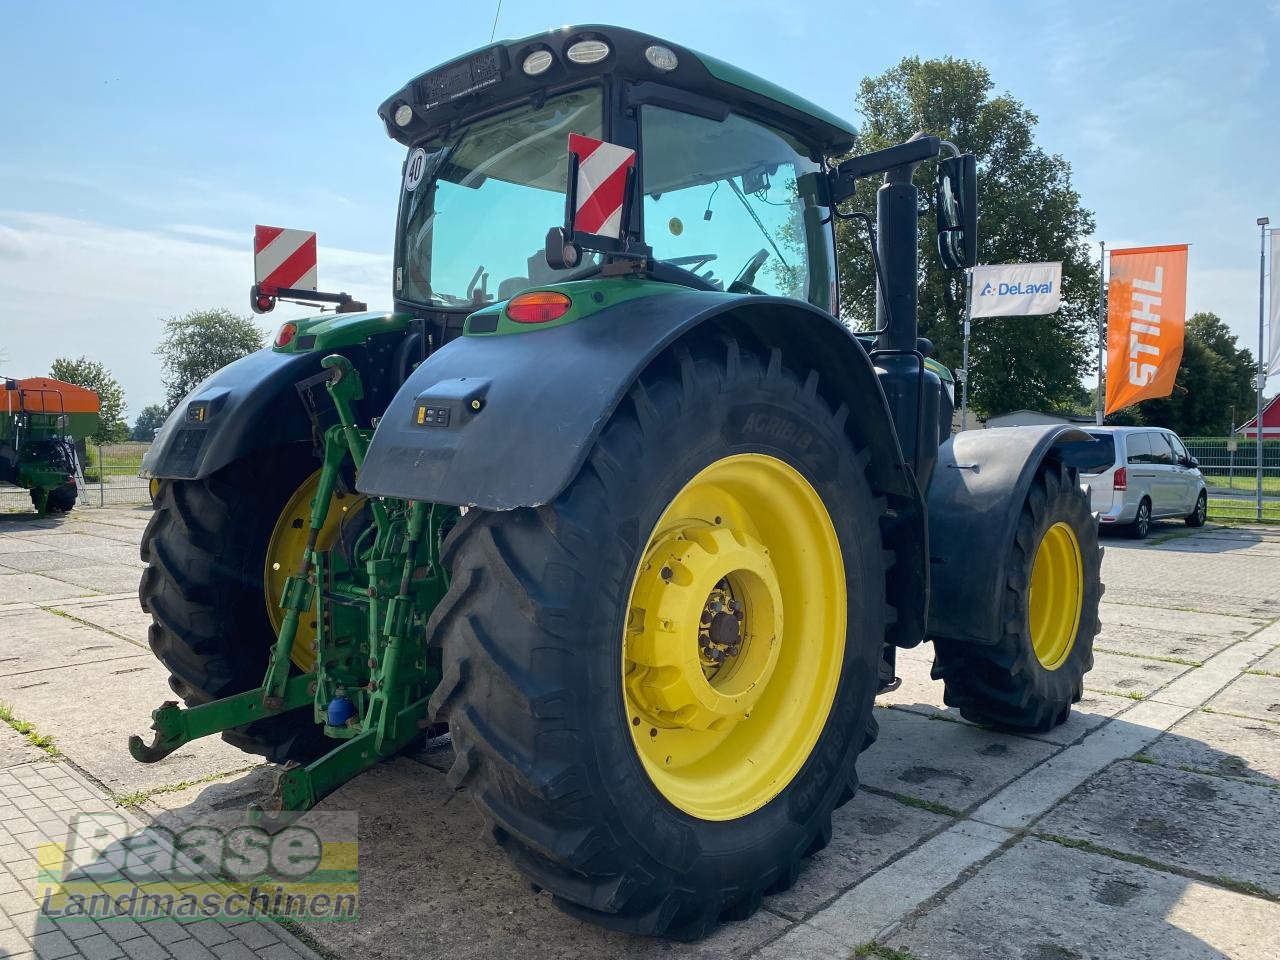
(566, 39), (610, 65)
(275, 322), (298, 348)
(393, 103), (414, 127)
(507, 291), (573, 324)
(522, 49), (554, 76)
(644, 45), (679, 72)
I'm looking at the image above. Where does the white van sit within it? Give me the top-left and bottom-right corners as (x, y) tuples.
(1057, 426), (1208, 538)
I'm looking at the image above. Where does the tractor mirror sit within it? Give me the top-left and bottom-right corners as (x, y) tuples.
(936, 154), (977, 270)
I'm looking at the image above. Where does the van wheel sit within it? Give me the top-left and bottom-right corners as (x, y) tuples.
(1185, 491), (1207, 527)
(1128, 498), (1151, 539)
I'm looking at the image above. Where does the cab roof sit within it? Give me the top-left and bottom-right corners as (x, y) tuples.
(378, 24), (858, 155)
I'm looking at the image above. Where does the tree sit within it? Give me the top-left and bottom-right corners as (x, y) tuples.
(156, 309), (264, 408)
(1133, 312), (1255, 435)
(836, 57), (1097, 418)
(49, 356), (129, 444)
(131, 403), (170, 442)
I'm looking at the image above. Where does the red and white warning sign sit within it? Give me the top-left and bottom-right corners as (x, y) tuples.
(254, 225), (318, 294)
(568, 134), (636, 239)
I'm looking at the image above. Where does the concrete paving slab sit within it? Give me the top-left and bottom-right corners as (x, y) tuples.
(971, 700), (1192, 831)
(289, 758), (791, 960)
(765, 789), (953, 921)
(17, 533), (125, 555)
(1145, 710), (1280, 786)
(884, 836), (1280, 960)
(41, 563), (144, 594)
(0, 658), (262, 795)
(804, 819), (1011, 944)
(1099, 601), (1268, 640)
(1036, 759), (1280, 896)
(51, 521), (146, 544)
(0, 721), (43, 768)
(1095, 623), (1238, 663)
(1205, 673), (1280, 724)
(858, 709), (1056, 813)
(884, 664), (1133, 747)
(1248, 644), (1280, 674)
(1084, 650), (1192, 698)
(0, 537), (48, 556)
(49, 598), (150, 647)
(0, 609), (146, 675)
(0, 572), (94, 603)
(0, 550), (105, 574)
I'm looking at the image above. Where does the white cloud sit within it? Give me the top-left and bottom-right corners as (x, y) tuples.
(0, 211), (390, 414)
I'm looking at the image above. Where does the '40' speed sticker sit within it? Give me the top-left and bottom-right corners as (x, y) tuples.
(404, 147), (428, 192)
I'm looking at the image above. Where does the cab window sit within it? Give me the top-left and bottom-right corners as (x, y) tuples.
(1167, 434), (1189, 463)
(1148, 433), (1175, 465)
(1125, 433), (1151, 464)
(640, 105), (834, 312)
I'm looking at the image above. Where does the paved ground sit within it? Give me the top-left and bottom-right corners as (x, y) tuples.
(0, 506), (1278, 959)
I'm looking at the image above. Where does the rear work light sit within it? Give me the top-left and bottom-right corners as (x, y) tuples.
(274, 322), (298, 347)
(506, 291), (572, 324)
(1113, 466), (1127, 491)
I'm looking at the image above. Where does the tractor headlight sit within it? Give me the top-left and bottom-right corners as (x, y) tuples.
(522, 49), (554, 76)
(566, 39), (610, 65)
(644, 45), (678, 72)
(393, 103), (414, 127)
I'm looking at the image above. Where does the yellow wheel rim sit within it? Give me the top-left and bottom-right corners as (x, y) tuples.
(622, 453), (846, 821)
(263, 470), (365, 673)
(1028, 521), (1084, 670)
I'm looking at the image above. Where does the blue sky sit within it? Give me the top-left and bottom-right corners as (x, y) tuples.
(2, 0), (1277, 414)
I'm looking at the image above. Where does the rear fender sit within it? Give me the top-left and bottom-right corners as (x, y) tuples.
(357, 289), (930, 648)
(925, 425), (1093, 645)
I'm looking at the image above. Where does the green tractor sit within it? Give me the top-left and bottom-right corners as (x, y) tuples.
(134, 25), (1100, 938)
(1, 377), (98, 514)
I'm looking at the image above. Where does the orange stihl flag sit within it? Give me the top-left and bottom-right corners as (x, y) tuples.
(1105, 244), (1189, 415)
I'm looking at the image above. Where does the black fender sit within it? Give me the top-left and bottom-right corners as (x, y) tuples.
(358, 289), (930, 648)
(140, 349), (322, 480)
(925, 424), (1093, 645)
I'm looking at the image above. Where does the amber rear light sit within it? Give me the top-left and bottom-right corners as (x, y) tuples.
(275, 322), (298, 347)
(506, 291), (572, 324)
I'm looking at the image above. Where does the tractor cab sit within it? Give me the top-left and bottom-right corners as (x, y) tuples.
(380, 25), (859, 327)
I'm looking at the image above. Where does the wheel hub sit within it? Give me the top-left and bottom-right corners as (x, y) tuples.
(625, 526), (782, 733)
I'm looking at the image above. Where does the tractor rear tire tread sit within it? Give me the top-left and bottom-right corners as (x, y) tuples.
(138, 451), (331, 764)
(430, 335), (890, 937)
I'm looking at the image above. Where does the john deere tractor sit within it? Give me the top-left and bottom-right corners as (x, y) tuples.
(134, 25), (1100, 938)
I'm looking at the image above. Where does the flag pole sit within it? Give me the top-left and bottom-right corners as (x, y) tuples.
(1095, 241), (1106, 426)
(1257, 218), (1269, 522)
(960, 268), (973, 431)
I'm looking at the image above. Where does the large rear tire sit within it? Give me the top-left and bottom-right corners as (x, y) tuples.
(428, 338), (888, 938)
(33, 483), (77, 513)
(931, 457), (1101, 732)
(138, 446), (330, 763)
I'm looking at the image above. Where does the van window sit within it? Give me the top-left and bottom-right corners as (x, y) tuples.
(1168, 434), (1189, 463)
(1148, 433), (1174, 465)
(1125, 433), (1151, 464)
(1057, 435), (1116, 475)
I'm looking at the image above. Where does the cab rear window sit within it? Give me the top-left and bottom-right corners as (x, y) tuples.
(1057, 435), (1116, 475)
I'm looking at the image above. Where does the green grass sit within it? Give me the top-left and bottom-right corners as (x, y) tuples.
(83, 443), (149, 478)
(1206, 498), (1280, 522)
(0, 702), (59, 757)
(111, 764), (260, 808)
(1201, 473), (1280, 494)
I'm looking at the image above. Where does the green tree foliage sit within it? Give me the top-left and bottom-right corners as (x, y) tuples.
(1132, 312), (1256, 435)
(48, 356), (129, 444)
(836, 57), (1097, 418)
(131, 403), (170, 442)
(156, 309), (264, 409)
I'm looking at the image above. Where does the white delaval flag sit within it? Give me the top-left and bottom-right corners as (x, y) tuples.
(970, 262), (1062, 318)
(1269, 229), (1280, 377)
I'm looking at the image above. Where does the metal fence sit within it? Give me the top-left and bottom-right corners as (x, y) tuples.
(0, 442), (152, 512)
(1182, 437), (1280, 523)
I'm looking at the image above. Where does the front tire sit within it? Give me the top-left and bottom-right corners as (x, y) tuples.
(932, 457), (1101, 732)
(33, 483), (76, 513)
(1186, 491), (1207, 527)
(428, 338), (887, 937)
